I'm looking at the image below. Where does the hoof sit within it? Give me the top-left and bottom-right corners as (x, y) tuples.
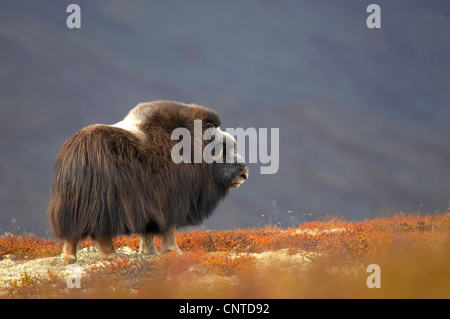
(161, 246), (182, 255)
(62, 253), (77, 265)
(139, 248), (161, 257)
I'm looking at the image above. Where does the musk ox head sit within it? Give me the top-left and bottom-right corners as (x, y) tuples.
(211, 128), (249, 189)
(48, 101), (248, 263)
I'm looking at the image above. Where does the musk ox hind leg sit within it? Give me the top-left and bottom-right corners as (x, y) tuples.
(62, 238), (79, 264)
(139, 233), (160, 256)
(96, 237), (117, 261)
(160, 225), (182, 255)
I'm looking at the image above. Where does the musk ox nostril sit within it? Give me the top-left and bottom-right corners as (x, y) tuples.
(241, 173), (248, 181)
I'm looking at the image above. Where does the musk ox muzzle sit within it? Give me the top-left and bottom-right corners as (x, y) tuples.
(47, 101), (248, 264)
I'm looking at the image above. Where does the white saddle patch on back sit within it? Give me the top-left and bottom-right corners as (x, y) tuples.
(111, 113), (147, 142)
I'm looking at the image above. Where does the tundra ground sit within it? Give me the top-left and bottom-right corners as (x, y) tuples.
(1, 213), (449, 298)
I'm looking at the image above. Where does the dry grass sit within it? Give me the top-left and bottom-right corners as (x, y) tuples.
(1, 213), (449, 298)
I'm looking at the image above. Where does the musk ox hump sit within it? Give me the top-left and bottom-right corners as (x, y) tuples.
(110, 101), (221, 143)
(131, 101), (221, 133)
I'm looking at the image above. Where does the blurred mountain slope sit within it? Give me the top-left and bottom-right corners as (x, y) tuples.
(0, 1), (449, 236)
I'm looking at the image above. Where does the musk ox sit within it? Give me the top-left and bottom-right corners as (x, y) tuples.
(48, 101), (248, 264)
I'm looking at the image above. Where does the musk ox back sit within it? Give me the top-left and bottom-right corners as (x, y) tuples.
(48, 101), (248, 264)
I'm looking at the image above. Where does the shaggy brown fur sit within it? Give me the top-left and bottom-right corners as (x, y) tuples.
(48, 101), (248, 262)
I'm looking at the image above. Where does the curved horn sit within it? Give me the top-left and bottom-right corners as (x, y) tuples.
(212, 127), (224, 161)
(212, 148), (223, 162)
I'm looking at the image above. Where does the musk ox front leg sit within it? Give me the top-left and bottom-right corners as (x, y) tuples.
(160, 225), (182, 254)
(97, 237), (117, 260)
(62, 238), (78, 264)
(139, 233), (160, 256)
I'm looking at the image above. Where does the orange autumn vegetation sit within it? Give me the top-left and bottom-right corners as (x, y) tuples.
(1, 213), (449, 298)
